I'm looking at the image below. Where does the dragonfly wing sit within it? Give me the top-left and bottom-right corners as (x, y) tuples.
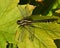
(31, 21), (60, 39)
(25, 26), (35, 41)
(18, 26), (26, 42)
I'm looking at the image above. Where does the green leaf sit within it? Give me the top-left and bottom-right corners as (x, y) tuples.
(16, 23), (59, 48)
(0, 0), (60, 48)
(18, 4), (35, 18)
(16, 4), (60, 48)
(0, 0), (20, 48)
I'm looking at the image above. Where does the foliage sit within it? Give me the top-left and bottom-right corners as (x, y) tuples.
(0, 0), (60, 48)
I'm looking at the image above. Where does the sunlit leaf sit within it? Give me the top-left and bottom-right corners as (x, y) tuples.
(0, 0), (60, 48)
(16, 2), (60, 48)
(0, 0), (19, 48)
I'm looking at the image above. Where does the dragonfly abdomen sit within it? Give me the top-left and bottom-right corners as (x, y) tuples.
(32, 18), (58, 23)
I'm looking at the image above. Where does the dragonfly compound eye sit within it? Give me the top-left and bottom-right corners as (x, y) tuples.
(17, 20), (21, 25)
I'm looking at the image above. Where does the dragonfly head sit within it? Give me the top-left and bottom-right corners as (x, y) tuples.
(17, 19), (32, 26)
(17, 20), (21, 25)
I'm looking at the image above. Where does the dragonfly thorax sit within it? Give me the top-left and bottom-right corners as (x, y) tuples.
(17, 19), (32, 26)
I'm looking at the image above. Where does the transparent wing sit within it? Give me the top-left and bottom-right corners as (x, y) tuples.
(18, 26), (26, 42)
(24, 25), (35, 41)
(25, 25), (48, 48)
(31, 22), (60, 39)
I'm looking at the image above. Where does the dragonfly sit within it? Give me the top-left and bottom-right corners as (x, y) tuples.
(17, 4), (58, 42)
